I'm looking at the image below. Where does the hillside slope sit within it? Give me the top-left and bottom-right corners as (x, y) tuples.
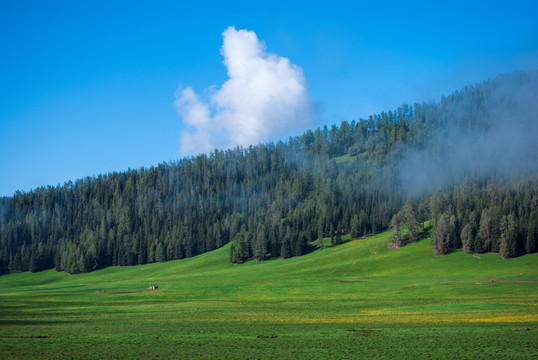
(2, 230), (537, 293)
(2, 71), (536, 274)
(0, 230), (536, 359)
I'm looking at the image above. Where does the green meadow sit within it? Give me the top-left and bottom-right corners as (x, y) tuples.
(0, 231), (537, 359)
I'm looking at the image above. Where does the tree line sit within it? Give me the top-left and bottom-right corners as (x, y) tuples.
(0, 71), (536, 274)
(391, 176), (537, 257)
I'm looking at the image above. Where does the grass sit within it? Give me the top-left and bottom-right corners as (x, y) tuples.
(0, 230), (537, 359)
(334, 153), (353, 163)
(334, 151), (368, 163)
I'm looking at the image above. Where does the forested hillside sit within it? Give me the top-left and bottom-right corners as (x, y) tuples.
(1, 71), (537, 274)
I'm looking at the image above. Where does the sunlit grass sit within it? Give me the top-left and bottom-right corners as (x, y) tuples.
(0, 230), (537, 359)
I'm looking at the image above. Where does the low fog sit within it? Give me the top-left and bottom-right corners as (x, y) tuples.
(397, 72), (538, 197)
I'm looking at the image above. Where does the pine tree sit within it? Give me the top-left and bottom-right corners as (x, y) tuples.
(390, 212), (404, 247)
(526, 213), (537, 254)
(432, 214), (449, 255)
(317, 221), (324, 249)
(254, 224), (267, 262)
(499, 214), (517, 258)
(155, 243), (165, 262)
(448, 215), (459, 249)
(477, 208), (492, 253)
(460, 223), (475, 253)
(350, 215), (360, 239)
(329, 223), (336, 247)
(403, 200), (418, 242)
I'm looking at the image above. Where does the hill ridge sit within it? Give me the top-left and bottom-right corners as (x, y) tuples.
(1, 71), (537, 274)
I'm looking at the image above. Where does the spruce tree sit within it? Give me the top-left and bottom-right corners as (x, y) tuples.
(499, 214), (517, 258)
(526, 214), (537, 254)
(432, 214), (449, 255)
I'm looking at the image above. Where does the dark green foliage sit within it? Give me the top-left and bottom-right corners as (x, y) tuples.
(406, 176), (537, 257)
(403, 201), (418, 243)
(432, 214), (450, 255)
(390, 212), (404, 247)
(499, 214), (517, 258)
(390, 200), (421, 247)
(526, 212), (537, 254)
(0, 71), (537, 274)
(461, 223), (475, 253)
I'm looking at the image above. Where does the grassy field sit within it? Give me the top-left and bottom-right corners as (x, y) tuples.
(0, 230), (537, 359)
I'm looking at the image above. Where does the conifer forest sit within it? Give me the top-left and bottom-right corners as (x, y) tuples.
(1, 71), (537, 274)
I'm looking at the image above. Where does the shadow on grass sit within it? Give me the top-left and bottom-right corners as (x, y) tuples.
(395, 224), (432, 248)
(0, 319), (76, 326)
(262, 235), (356, 262)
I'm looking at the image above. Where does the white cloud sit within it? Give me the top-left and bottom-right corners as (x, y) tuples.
(175, 26), (315, 156)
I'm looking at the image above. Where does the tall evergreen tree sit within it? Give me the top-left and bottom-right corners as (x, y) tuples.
(499, 214), (517, 258)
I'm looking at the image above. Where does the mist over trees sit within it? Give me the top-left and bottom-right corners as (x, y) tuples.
(398, 177), (538, 258)
(0, 71), (536, 274)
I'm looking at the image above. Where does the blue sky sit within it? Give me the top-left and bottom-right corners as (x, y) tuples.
(1, 0), (537, 196)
